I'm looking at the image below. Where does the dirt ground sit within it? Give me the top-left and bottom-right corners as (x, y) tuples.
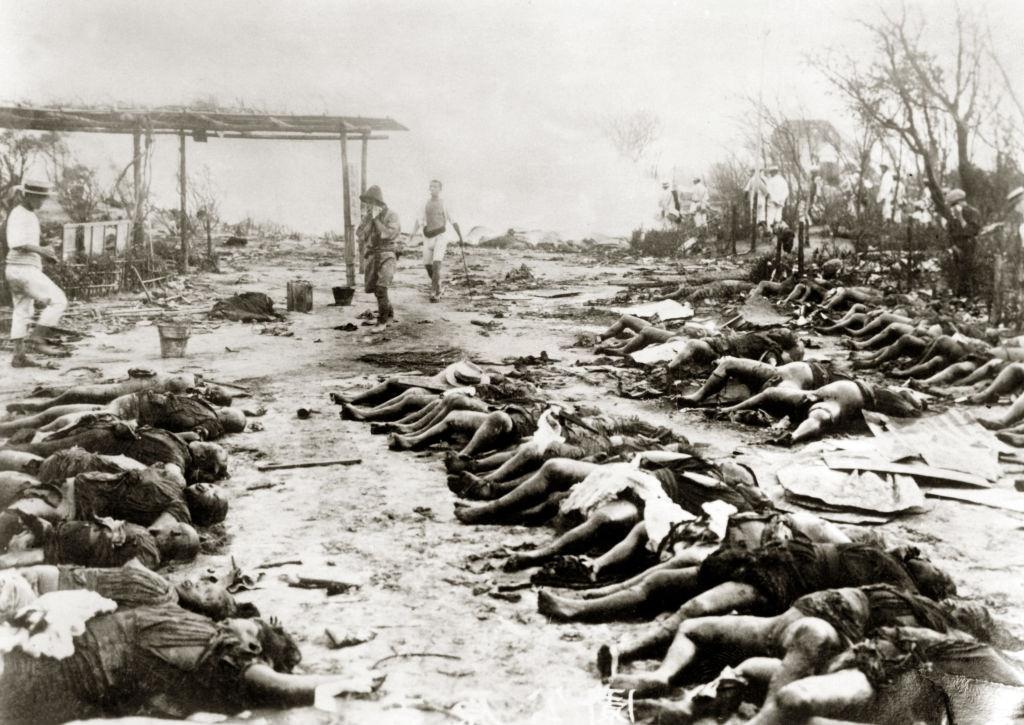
(4, 239), (1024, 724)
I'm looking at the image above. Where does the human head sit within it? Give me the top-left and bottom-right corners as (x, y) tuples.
(429, 179), (442, 197)
(150, 521), (200, 562)
(360, 184), (386, 209)
(18, 179), (52, 212)
(661, 181), (670, 189)
(893, 547), (956, 600)
(216, 407), (247, 434)
(872, 386), (924, 417)
(175, 576), (238, 620)
(225, 617), (303, 672)
(188, 441), (229, 481)
(942, 599), (996, 642)
(768, 165), (779, 175)
(184, 483), (229, 526)
(692, 177), (702, 185)
(202, 385), (233, 406)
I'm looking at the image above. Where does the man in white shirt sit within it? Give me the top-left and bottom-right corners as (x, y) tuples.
(691, 177), (709, 231)
(877, 163), (896, 221)
(657, 181), (680, 230)
(744, 168), (767, 227)
(4, 179), (67, 367)
(408, 179), (461, 302)
(764, 165), (788, 227)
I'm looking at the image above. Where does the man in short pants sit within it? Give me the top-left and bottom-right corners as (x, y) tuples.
(410, 179), (461, 302)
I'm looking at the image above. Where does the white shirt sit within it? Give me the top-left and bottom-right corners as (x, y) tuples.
(691, 183), (709, 210)
(877, 170), (895, 204)
(5, 204), (42, 269)
(765, 174), (789, 208)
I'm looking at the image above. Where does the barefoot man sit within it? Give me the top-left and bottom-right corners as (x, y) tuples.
(409, 179), (461, 302)
(4, 179), (67, 367)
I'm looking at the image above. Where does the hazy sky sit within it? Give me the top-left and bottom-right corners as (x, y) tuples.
(1, 0), (1022, 237)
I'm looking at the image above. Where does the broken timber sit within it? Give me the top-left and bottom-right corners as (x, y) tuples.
(257, 458), (361, 471)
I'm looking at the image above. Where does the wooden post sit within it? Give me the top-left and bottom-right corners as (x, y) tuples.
(750, 192), (759, 253)
(178, 131), (188, 272)
(340, 128), (355, 288)
(132, 131), (143, 248)
(797, 220), (806, 277)
(359, 133), (368, 273)
(730, 204), (737, 255)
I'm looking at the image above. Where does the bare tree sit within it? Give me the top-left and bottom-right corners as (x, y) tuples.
(57, 163), (103, 222)
(813, 3), (993, 224)
(600, 110), (662, 165)
(189, 165), (221, 258)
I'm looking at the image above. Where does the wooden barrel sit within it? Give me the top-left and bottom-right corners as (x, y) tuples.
(287, 280), (313, 312)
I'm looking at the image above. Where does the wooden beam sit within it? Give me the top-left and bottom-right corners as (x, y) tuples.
(359, 133), (369, 274)
(178, 131), (189, 272)
(341, 129), (355, 287)
(132, 131), (143, 247)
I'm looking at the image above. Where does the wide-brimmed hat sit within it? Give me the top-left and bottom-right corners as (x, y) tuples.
(944, 188), (966, 205)
(767, 164), (780, 173)
(360, 185), (385, 206)
(16, 178), (52, 196)
(1007, 186), (1024, 205)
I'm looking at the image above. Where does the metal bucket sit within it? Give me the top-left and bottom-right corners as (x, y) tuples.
(157, 323), (191, 358)
(332, 286), (355, 306)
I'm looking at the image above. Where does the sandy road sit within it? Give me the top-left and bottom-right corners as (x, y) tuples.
(4, 240), (1023, 723)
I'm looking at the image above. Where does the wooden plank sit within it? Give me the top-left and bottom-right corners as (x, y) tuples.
(257, 458), (361, 472)
(823, 456), (992, 489)
(926, 487), (1024, 514)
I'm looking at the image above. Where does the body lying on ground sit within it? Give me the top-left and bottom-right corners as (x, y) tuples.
(676, 357), (846, 407)
(3, 370), (233, 414)
(1, 558), (249, 619)
(594, 583), (991, 699)
(715, 378), (924, 444)
(0, 463), (229, 564)
(748, 625), (1024, 725)
(0, 390), (245, 440)
(3, 418), (229, 483)
(0, 596), (339, 722)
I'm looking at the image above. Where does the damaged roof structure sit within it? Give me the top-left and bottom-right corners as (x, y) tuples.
(0, 104), (409, 284)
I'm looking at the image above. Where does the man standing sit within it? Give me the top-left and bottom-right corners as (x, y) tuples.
(409, 179), (462, 302)
(690, 176), (709, 233)
(945, 188), (981, 298)
(764, 165), (788, 227)
(4, 179), (67, 367)
(744, 168), (767, 230)
(876, 162), (896, 221)
(657, 181), (680, 230)
(357, 185), (402, 331)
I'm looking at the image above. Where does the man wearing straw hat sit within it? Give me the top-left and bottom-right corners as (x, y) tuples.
(357, 184), (402, 331)
(4, 179), (68, 367)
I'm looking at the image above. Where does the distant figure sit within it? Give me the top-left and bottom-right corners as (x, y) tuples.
(945, 188), (982, 298)
(4, 179), (67, 368)
(877, 162), (896, 221)
(1008, 186), (1024, 247)
(657, 181), (680, 230)
(410, 179), (462, 303)
(691, 177), (709, 232)
(744, 168), (767, 227)
(357, 185), (402, 331)
(765, 165), (788, 227)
